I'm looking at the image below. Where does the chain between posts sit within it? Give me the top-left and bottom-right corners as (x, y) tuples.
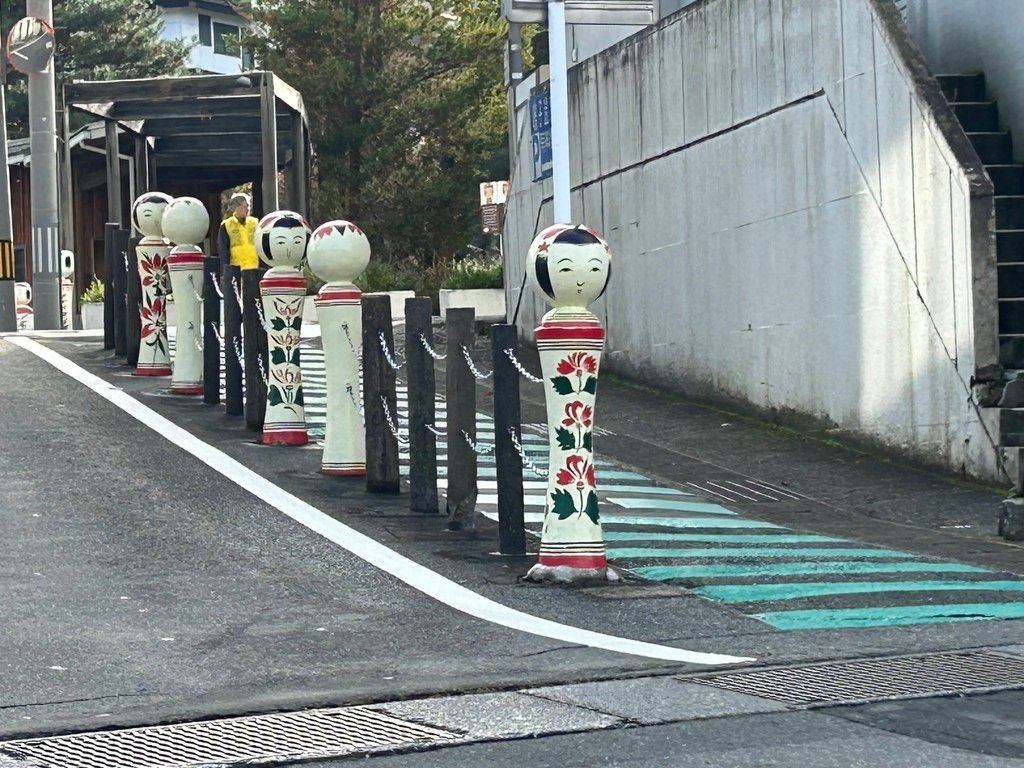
(504, 348), (542, 383)
(463, 430), (494, 455)
(381, 396), (409, 443)
(346, 384), (365, 422)
(232, 337), (245, 368)
(509, 426), (548, 478)
(187, 273), (204, 303)
(420, 333), (446, 360)
(210, 324), (224, 347)
(192, 328), (204, 352)
(255, 351), (269, 387)
(379, 331), (404, 370)
(425, 423), (446, 437)
(342, 322), (362, 371)
(462, 346), (492, 380)
(231, 276), (243, 308)
(255, 300), (271, 332)
(208, 271), (224, 299)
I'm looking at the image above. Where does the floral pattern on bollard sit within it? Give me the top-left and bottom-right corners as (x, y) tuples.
(256, 211), (312, 446)
(131, 192), (173, 376)
(525, 223), (613, 582)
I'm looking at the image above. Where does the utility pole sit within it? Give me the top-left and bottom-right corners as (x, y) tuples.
(547, 0), (571, 224)
(0, 47), (17, 332)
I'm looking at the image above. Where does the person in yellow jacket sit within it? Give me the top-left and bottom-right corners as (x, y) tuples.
(217, 194), (259, 270)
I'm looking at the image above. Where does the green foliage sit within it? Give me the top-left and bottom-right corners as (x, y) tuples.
(551, 489), (577, 520)
(3, 0), (193, 138)
(79, 277), (103, 303)
(441, 256), (503, 289)
(555, 426), (576, 451)
(247, 0), (508, 268)
(355, 261), (419, 293)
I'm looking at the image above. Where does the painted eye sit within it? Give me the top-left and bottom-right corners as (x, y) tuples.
(590, 267), (600, 272)
(559, 267), (571, 273)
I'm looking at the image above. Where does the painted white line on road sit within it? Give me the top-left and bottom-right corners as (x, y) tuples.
(9, 336), (752, 666)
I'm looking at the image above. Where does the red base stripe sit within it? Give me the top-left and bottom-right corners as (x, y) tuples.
(537, 553), (608, 568)
(170, 384), (204, 395)
(262, 430), (309, 446)
(321, 466), (366, 476)
(135, 367), (172, 376)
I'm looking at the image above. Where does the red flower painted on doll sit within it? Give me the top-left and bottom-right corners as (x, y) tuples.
(561, 401), (593, 429)
(556, 352), (597, 378)
(555, 454), (596, 492)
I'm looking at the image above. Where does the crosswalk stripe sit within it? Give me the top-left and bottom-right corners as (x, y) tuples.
(754, 602), (1024, 629)
(632, 561), (988, 580)
(606, 547), (914, 560)
(695, 580), (1024, 602)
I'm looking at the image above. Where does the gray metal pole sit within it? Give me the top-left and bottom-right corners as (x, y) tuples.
(0, 54), (17, 332)
(548, 0), (571, 224)
(26, 0), (61, 330)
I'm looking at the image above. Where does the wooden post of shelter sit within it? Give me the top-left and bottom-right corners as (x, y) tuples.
(260, 73), (279, 214)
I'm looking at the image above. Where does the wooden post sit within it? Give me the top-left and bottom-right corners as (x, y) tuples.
(125, 235), (142, 367)
(243, 267), (268, 431)
(291, 118), (308, 221)
(103, 222), (116, 349)
(260, 74), (279, 213)
(445, 308), (477, 531)
(223, 264), (243, 416)
(492, 324), (526, 554)
(363, 294), (400, 493)
(203, 253), (221, 404)
(112, 228), (128, 357)
(105, 121), (122, 226)
(405, 297), (438, 514)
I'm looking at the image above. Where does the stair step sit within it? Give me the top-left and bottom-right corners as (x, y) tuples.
(999, 299), (1024, 334)
(952, 101), (999, 132)
(997, 230), (1024, 262)
(937, 73), (987, 102)
(969, 131), (1013, 164)
(996, 196), (1024, 229)
(999, 336), (1024, 368)
(999, 264), (1024, 298)
(989, 165), (1024, 195)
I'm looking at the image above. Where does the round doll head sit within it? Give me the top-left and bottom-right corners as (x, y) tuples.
(307, 220), (370, 285)
(255, 210), (312, 268)
(526, 224), (612, 309)
(131, 192), (173, 238)
(161, 197), (210, 246)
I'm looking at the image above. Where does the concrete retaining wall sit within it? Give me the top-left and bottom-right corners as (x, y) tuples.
(504, 0), (1003, 480)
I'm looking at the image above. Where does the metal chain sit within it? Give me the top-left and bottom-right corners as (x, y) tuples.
(463, 430), (494, 455)
(210, 323), (224, 347)
(379, 331), (404, 370)
(505, 348), (542, 383)
(342, 322), (361, 364)
(509, 426), (549, 478)
(232, 337), (245, 367)
(208, 271), (224, 299)
(255, 300), (270, 332)
(346, 384), (365, 421)
(231, 276), (243, 308)
(420, 333), (446, 360)
(380, 396), (408, 443)
(192, 330), (204, 352)
(123, 253), (129, 273)
(255, 353), (269, 387)
(187, 273), (204, 303)
(462, 346), (492, 380)
(425, 423), (447, 437)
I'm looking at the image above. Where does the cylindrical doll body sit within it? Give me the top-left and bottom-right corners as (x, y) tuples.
(166, 246), (205, 395)
(130, 192), (174, 376)
(260, 268), (308, 445)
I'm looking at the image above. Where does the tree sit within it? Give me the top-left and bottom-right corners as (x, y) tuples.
(247, 0), (508, 269)
(2, 0), (192, 139)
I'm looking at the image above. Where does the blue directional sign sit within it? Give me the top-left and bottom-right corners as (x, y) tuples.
(529, 83), (553, 182)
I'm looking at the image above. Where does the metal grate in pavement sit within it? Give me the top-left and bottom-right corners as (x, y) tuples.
(685, 478), (802, 503)
(0, 706), (460, 768)
(690, 650), (1024, 707)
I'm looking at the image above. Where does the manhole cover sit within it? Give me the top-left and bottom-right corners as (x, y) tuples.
(0, 706), (460, 768)
(689, 650), (1024, 706)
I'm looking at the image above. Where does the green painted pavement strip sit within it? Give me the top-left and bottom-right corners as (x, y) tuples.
(632, 561), (988, 579)
(604, 532), (843, 544)
(602, 516), (782, 529)
(606, 498), (736, 515)
(608, 547), (913, 560)
(696, 579), (1024, 602)
(600, 485), (689, 495)
(401, 466), (647, 479)
(754, 602), (1024, 629)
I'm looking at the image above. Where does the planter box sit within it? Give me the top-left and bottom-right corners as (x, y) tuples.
(80, 303), (104, 330)
(439, 288), (506, 322)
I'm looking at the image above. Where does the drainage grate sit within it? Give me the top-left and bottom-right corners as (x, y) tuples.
(0, 706), (460, 768)
(686, 478), (802, 503)
(690, 650), (1024, 707)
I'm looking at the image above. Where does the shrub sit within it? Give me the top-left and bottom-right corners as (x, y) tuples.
(79, 278), (104, 303)
(441, 256), (503, 290)
(355, 261), (419, 293)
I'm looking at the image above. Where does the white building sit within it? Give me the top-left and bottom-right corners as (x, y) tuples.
(154, 0), (252, 75)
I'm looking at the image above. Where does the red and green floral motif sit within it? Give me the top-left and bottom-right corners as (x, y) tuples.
(551, 351), (598, 395)
(140, 296), (166, 353)
(551, 454), (600, 524)
(266, 296), (305, 413)
(556, 400), (594, 452)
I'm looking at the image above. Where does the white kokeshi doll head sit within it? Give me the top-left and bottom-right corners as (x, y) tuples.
(131, 192), (173, 238)
(307, 220), (370, 285)
(161, 197), (210, 246)
(526, 224), (612, 309)
(255, 210), (312, 268)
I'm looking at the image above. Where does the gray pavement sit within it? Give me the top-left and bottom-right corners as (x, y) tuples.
(2, 328), (1024, 765)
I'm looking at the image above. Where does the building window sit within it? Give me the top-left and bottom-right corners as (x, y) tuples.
(198, 14), (212, 46)
(213, 21), (241, 57)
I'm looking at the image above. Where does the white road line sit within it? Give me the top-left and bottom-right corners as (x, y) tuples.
(8, 336), (751, 666)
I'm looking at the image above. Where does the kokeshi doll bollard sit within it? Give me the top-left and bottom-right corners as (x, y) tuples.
(525, 224), (613, 582)
(131, 192), (173, 376)
(307, 220), (371, 474)
(255, 211), (312, 446)
(161, 197), (211, 395)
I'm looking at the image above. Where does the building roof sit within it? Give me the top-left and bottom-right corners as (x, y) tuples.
(153, 0), (246, 16)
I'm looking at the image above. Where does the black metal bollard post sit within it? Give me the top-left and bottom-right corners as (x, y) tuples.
(243, 268), (268, 432)
(112, 228), (130, 357)
(103, 223), (116, 350)
(363, 294), (400, 493)
(223, 265), (244, 416)
(405, 297), (438, 514)
(203, 253), (222, 404)
(125, 235), (142, 367)
(445, 307), (477, 531)
(492, 324), (526, 555)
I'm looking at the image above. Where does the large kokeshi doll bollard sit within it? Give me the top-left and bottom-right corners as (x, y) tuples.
(525, 224), (613, 582)
(256, 211), (312, 445)
(307, 220), (371, 474)
(162, 197), (210, 395)
(131, 192), (173, 376)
